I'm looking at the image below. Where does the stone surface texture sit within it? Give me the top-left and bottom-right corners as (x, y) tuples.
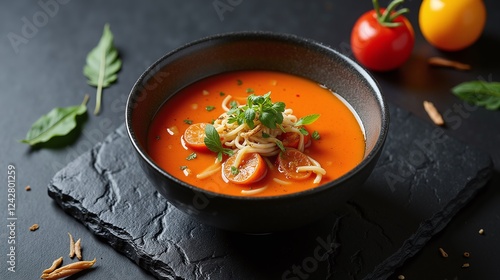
(48, 106), (492, 280)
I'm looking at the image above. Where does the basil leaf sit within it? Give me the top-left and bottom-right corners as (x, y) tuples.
(83, 24), (122, 115)
(204, 124), (233, 157)
(452, 81), (500, 110)
(296, 114), (321, 126)
(21, 95), (89, 146)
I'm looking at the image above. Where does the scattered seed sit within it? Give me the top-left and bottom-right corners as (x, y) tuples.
(42, 257), (63, 274)
(462, 262), (470, 268)
(464, 252), (470, 258)
(423, 101), (445, 126)
(29, 224), (39, 231)
(398, 275), (405, 280)
(428, 57), (471, 71)
(68, 232), (75, 258)
(25, 185), (31, 191)
(439, 247), (449, 258)
(75, 239), (82, 261)
(479, 228), (485, 235)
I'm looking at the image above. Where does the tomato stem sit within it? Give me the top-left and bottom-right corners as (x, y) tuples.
(372, 0), (409, 28)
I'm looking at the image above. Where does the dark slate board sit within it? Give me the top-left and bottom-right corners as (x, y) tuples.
(48, 105), (492, 280)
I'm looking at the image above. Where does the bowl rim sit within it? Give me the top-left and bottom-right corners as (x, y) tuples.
(125, 30), (389, 201)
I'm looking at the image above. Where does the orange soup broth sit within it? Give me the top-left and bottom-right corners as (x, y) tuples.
(147, 71), (365, 197)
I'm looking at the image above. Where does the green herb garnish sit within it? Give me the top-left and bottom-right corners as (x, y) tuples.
(219, 92), (225, 96)
(186, 153), (197, 161)
(237, 79), (243, 85)
(206, 105), (216, 112)
(262, 132), (270, 138)
(83, 24), (122, 115)
(246, 88), (255, 93)
(312, 130), (320, 140)
(204, 124), (234, 161)
(231, 166), (239, 175)
(180, 165), (188, 170)
(295, 114), (321, 126)
(275, 139), (285, 152)
(183, 119), (193, 125)
(227, 92), (285, 129)
(452, 81), (500, 110)
(21, 95), (89, 146)
(229, 100), (238, 109)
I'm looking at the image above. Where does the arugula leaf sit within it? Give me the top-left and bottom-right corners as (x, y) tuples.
(452, 81), (500, 110)
(83, 24), (122, 115)
(204, 124), (234, 161)
(295, 114), (320, 126)
(21, 95), (89, 146)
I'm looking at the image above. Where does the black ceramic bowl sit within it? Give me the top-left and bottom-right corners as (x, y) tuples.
(126, 32), (389, 233)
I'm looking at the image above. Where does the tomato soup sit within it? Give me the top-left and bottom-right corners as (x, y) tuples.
(147, 71), (365, 197)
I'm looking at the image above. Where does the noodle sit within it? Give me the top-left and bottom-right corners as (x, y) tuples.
(241, 186), (268, 195)
(202, 92), (326, 184)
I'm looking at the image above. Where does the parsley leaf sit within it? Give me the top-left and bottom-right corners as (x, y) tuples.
(204, 124), (234, 161)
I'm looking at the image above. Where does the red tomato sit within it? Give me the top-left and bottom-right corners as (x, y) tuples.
(351, 0), (415, 71)
(279, 131), (311, 149)
(276, 149), (313, 180)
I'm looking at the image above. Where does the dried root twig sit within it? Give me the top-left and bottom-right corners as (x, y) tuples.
(40, 258), (96, 279)
(75, 239), (82, 260)
(428, 57), (471, 71)
(423, 101), (445, 126)
(41, 257), (63, 274)
(68, 232), (75, 258)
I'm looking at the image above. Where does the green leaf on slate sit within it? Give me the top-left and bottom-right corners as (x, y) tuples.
(21, 95), (89, 146)
(83, 23), (122, 115)
(452, 81), (500, 110)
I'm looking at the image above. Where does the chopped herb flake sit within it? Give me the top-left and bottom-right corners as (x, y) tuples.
(219, 92), (225, 96)
(246, 88), (254, 93)
(312, 130), (320, 140)
(231, 166), (239, 175)
(206, 105), (216, 111)
(237, 79), (243, 85)
(183, 119), (193, 125)
(180, 165), (188, 170)
(186, 152), (197, 160)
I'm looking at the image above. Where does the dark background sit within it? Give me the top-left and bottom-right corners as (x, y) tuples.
(1, 0), (499, 279)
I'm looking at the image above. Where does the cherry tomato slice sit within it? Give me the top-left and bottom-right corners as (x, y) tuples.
(222, 152), (267, 185)
(279, 131), (311, 149)
(276, 148), (312, 180)
(182, 123), (210, 152)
